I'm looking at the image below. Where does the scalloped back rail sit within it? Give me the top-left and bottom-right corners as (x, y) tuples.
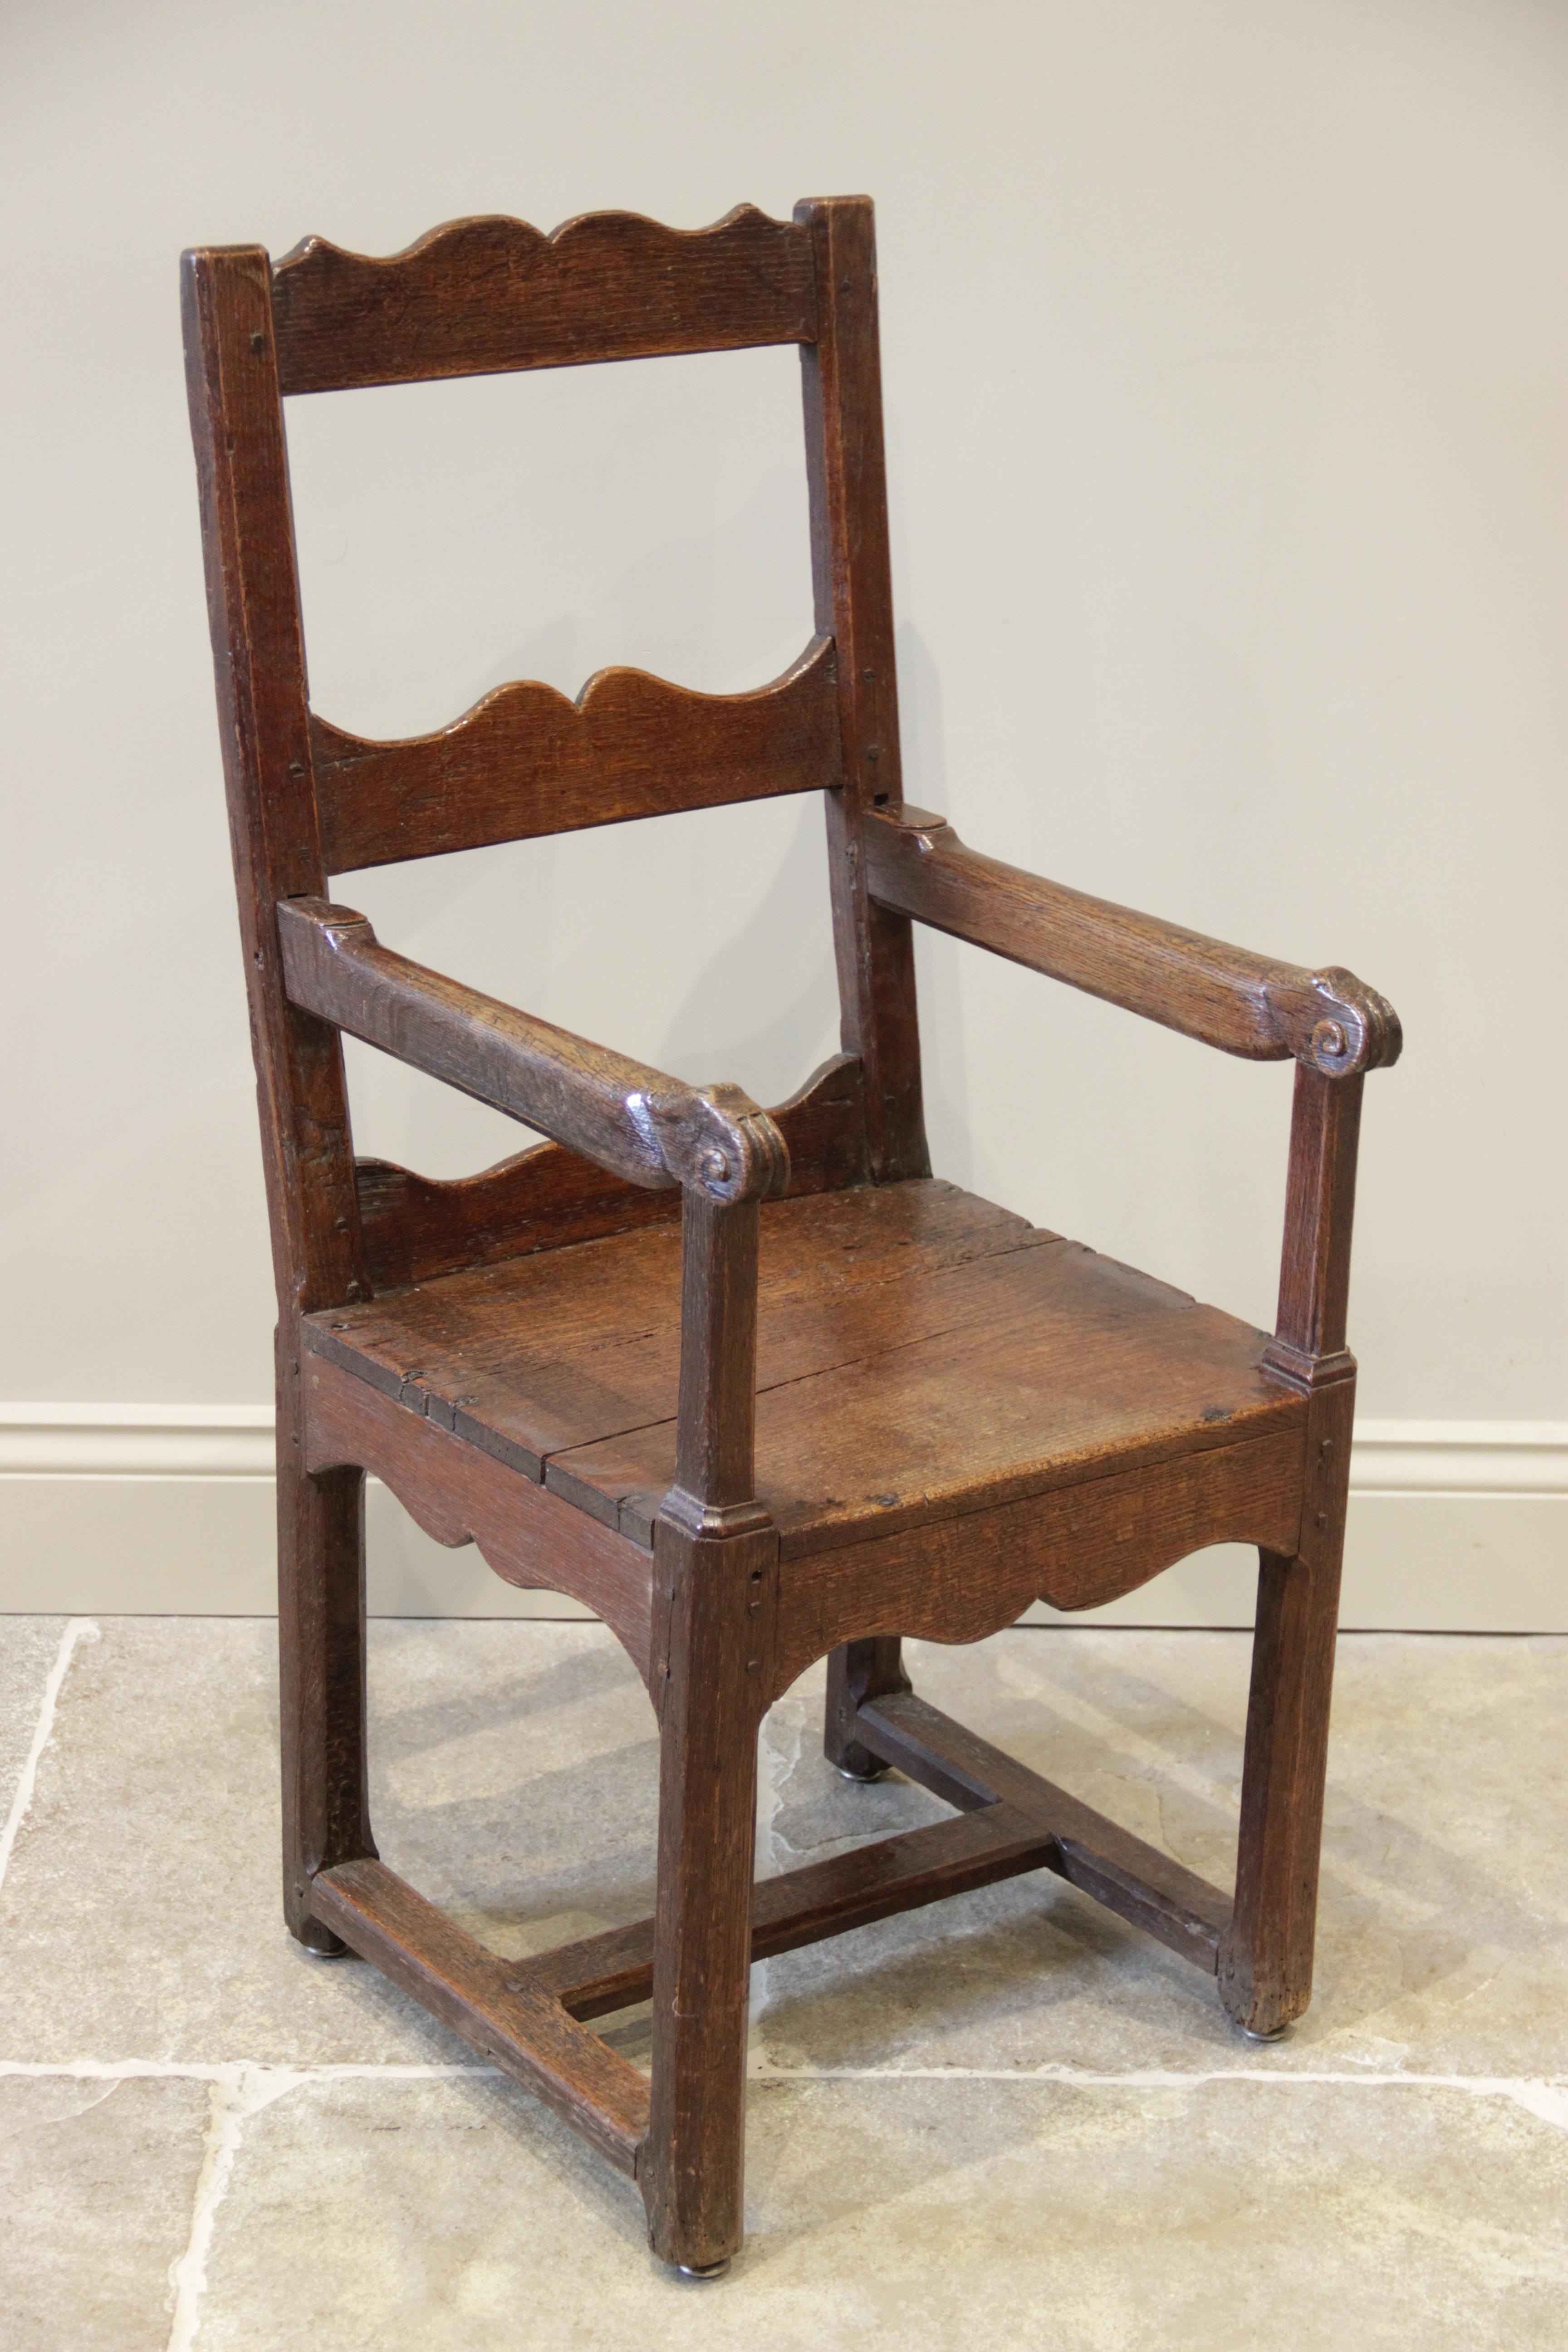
(258, 204), (856, 875)
(270, 205), (818, 396)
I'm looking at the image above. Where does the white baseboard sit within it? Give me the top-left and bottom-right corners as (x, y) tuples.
(0, 1408), (1562, 1631)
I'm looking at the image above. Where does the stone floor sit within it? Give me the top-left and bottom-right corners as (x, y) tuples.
(1, 1617), (1564, 2349)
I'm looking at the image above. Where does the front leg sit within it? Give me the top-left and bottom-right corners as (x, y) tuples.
(1219, 1374), (1352, 2036)
(643, 1522), (775, 2273)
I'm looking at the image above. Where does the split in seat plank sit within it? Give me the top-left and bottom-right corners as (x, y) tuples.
(304, 1176), (1305, 1564)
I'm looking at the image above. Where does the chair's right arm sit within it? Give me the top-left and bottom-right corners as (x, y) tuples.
(276, 897), (789, 1209)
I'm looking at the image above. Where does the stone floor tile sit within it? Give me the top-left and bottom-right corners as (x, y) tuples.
(753, 1632), (1568, 2081)
(194, 2070), (1568, 2351)
(0, 1615), (69, 1830)
(0, 1617), (660, 2064)
(0, 2071), (210, 2352)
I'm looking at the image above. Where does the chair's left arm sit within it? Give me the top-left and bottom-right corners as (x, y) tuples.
(277, 894), (781, 1536)
(863, 805), (1401, 1082)
(863, 804), (1402, 1389)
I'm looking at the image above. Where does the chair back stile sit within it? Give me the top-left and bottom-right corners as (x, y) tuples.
(182, 245), (369, 1323)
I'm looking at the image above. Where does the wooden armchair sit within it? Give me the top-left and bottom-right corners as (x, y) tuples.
(184, 196), (1401, 2276)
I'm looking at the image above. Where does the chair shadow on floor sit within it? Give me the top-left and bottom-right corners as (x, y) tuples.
(329, 1622), (1526, 2115)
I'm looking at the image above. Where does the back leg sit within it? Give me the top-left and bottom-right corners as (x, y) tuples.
(277, 1332), (377, 1953)
(825, 1636), (912, 1780)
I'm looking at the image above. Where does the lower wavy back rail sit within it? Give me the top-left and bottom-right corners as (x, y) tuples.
(312, 636), (842, 872)
(270, 206), (817, 395)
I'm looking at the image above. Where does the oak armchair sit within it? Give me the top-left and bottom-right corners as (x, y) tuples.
(185, 195), (1400, 2277)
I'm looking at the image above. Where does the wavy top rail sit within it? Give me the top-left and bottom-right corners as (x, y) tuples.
(312, 634), (841, 873)
(270, 205), (817, 395)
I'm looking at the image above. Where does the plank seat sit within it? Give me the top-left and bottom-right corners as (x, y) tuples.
(304, 1176), (1306, 1562)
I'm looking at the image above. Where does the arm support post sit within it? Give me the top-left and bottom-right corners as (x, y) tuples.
(662, 1190), (768, 1540)
(1264, 1064), (1365, 1391)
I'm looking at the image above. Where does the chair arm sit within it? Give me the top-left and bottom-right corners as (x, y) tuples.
(276, 897), (789, 1205)
(864, 807), (1401, 1080)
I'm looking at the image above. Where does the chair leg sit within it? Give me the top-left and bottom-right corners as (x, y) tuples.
(825, 1636), (913, 1779)
(277, 1334), (376, 1955)
(643, 1527), (771, 2273)
(1219, 1399), (1350, 2038)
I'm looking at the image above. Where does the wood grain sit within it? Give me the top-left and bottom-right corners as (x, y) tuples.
(852, 1693), (1233, 1966)
(662, 1193), (767, 1541)
(189, 188), (1406, 2264)
(824, 1633), (911, 1779)
(797, 196), (929, 1180)
(303, 1352), (655, 1684)
(865, 805), (1403, 1079)
(643, 1522), (774, 2269)
(1220, 1374), (1356, 2037)
(520, 1689), (1232, 2020)
(278, 897), (789, 1205)
(314, 636), (842, 874)
(542, 1196), (1305, 1558)
(1267, 1064), (1365, 1388)
(271, 204), (817, 396)
(310, 1858), (649, 2175)
(182, 249), (368, 1318)
(771, 1430), (1304, 1692)
(305, 1178), (1045, 1484)
(353, 1051), (869, 1292)
(534, 1809), (1077, 2019)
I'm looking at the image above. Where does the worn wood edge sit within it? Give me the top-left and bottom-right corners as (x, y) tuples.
(270, 203), (817, 394)
(310, 1858), (648, 2174)
(865, 807), (1402, 1080)
(300, 1353), (656, 1685)
(770, 1428), (1306, 1683)
(314, 634), (842, 873)
(353, 1052), (869, 1290)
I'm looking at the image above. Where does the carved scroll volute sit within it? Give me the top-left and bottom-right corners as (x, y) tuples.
(644, 1083), (790, 1205)
(1262, 968), (1403, 1081)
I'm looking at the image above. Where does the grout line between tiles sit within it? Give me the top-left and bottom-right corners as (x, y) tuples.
(154, 2061), (514, 2352)
(4, 2054), (1563, 2135)
(0, 1617), (98, 1894)
(746, 2062), (1568, 2130)
(164, 2064), (298, 2352)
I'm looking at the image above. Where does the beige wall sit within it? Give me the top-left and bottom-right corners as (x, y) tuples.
(2, 1), (1563, 1617)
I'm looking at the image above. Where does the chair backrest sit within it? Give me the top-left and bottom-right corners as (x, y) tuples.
(183, 197), (928, 1322)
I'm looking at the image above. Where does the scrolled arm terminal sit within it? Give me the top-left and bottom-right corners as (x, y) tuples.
(1258, 966), (1403, 1080)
